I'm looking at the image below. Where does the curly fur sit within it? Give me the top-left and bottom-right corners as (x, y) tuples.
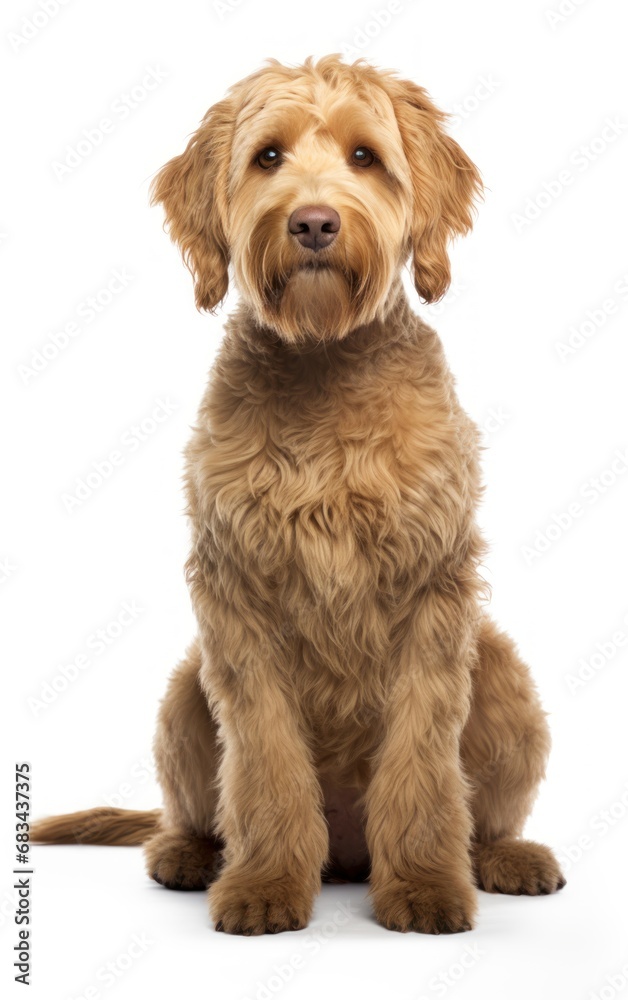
(31, 56), (564, 935)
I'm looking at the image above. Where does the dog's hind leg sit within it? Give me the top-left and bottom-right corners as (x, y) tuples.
(461, 618), (565, 895)
(145, 639), (224, 890)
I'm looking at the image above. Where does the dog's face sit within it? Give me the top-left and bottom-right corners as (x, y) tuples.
(153, 57), (482, 343)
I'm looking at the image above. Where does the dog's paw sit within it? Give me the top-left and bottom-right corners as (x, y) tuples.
(473, 839), (566, 895)
(209, 871), (314, 935)
(372, 877), (477, 934)
(145, 831), (221, 891)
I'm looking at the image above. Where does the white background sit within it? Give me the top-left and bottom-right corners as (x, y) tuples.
(2, 0), (628, 997)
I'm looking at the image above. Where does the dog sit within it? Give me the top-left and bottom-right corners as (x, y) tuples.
(32, 56), (565, 935)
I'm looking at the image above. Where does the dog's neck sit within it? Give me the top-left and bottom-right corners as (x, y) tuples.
(230, 279), (424, 362)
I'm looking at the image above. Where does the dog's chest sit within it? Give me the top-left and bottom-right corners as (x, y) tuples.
(192, 339), (475, 738)
(201, 354), (468, 601)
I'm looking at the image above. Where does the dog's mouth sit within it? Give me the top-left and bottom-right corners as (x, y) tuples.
(249, 248), (386, 342)
(297, 259), (333, 271)
(294, 251), (336, 271)
(266, 260), (338, 307)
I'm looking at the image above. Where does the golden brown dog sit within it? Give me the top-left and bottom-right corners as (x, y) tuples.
(32, 56), (565, 935)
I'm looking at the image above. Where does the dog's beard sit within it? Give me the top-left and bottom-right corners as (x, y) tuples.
(267, 265), (364, 343)
(233, 213), (398, 344)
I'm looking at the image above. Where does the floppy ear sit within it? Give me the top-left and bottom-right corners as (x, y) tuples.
(151, 97), (235, 311)
(389, 78), (483, 303)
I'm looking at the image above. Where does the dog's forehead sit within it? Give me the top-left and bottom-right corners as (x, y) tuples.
(231, 68), (403, 158)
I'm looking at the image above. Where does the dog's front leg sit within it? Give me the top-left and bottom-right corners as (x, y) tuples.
(366, 584), (478, 933)
(206, 655), (328, 935)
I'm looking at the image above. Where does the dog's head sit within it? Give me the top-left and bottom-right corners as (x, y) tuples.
(152, 56), (482, 343)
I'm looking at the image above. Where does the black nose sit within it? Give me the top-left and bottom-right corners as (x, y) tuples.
(288, 205), (341, 251)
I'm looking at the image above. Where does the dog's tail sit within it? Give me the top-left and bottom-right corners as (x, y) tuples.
(30, 808), (162, 846)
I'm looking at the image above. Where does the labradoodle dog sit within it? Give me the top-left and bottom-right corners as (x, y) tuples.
(32, 56), (565, 935)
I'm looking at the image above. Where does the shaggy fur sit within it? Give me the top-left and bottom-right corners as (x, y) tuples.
(31, 56), (565, 934)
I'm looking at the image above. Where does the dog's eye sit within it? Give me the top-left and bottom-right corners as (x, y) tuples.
(351, 147), (375, 167)
(256, 147), (282, 170)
